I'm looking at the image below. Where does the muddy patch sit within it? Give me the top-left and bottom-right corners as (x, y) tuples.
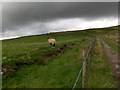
(41, 43), (75, 62)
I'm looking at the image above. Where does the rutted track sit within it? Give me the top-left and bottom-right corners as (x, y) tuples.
(101, 39), (120, 86)
(105, 38), (120, 48)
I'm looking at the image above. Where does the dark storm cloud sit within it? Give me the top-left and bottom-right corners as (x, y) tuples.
(2, 2), (118, 32)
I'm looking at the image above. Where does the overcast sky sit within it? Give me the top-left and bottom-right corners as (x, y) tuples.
(2, 2), (118, 40)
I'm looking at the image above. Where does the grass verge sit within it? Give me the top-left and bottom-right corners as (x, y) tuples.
(86, 37), (118, 88)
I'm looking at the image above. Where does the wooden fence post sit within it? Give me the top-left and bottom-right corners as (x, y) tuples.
(82, 37), (96, 88)
(82, 50), (87, 88)
(83, 50), (86, 61)
(88, 37), (96, 71)
(82, 60), (87, 88)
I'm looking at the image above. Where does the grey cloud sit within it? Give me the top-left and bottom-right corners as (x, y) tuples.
(2, 2), (118, 32)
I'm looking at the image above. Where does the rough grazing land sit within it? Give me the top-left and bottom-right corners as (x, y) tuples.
(2, 26), (119, 88)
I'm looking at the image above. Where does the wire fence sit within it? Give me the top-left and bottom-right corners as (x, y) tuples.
(72, 36), (96, 89)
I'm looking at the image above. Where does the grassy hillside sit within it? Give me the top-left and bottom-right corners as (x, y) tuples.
(2, 26), (119, 88)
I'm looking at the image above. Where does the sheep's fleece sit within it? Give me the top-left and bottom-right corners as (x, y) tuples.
(48, 38), (56, 45)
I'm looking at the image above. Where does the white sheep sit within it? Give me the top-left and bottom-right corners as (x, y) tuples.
(48, 37), (56, 47)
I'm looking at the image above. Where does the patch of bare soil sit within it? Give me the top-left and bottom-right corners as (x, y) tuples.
(101, 39), (120, 87)
(41, 44), (75, 62)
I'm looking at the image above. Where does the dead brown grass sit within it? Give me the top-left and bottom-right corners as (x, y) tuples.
(93, 37), (103, 59)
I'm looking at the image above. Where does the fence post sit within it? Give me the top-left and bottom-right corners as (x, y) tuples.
(72, 37), (96, 89)
(89, 37), (96, 71)
(82, 60), (87, 88)
(82, 50), (87, 88)
(83, 50), (86, 61)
